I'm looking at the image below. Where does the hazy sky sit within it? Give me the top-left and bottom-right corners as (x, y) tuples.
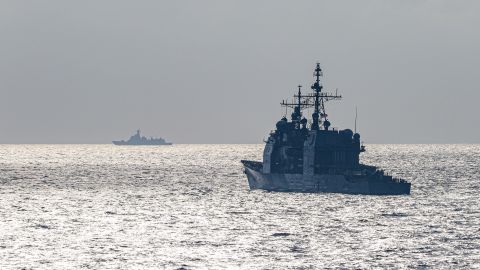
(1, 1), (479, 143)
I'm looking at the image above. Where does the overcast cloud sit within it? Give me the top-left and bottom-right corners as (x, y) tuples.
(1, 0), (479, 143)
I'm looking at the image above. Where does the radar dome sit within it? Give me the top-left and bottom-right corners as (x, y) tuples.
(323, 120), (331, 129)
(342, 129), (353, 138)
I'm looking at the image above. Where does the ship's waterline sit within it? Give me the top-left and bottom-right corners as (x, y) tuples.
(242, 163), (411, 195)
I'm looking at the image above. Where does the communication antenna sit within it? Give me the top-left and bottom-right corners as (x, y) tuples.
(354, 106), (358, 134)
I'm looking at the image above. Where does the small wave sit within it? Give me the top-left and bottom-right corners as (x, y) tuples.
(272, 232), (291, 237)
(381, 212), (408, 217)
(35, 224), (50, 229)
(290, 245), (305, 253)
(227, 211), (250, 215)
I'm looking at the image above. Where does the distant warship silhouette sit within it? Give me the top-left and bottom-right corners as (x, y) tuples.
(112, 130), (172, 145)
(241, 63), (411, 195)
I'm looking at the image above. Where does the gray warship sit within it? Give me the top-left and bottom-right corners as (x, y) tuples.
(241, 63), (411, 195)
(113, 130), (172, 145)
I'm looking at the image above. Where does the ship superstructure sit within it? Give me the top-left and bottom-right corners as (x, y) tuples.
(241, 63), (410, 195)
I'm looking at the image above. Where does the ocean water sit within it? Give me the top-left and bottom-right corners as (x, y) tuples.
(0, 144), (479, 269)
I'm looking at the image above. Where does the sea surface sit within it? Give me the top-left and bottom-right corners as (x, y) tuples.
(0, 144), (479, 269)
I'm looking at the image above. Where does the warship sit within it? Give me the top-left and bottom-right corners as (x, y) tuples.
(241, 63), (411, 195)
(112, 130), (172, 145)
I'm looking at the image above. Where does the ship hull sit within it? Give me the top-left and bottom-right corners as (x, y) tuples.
(242, 161), (410, 195)
(112, 141), (172, 146)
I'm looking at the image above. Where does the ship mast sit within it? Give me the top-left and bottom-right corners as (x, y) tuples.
(293, 85), (302, 121)
(310, 63), (322, 130)
(280, 63), (342, 130)
(281, 85), (305, 123)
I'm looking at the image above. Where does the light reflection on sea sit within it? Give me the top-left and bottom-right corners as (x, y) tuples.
(0, 144), (479, 269)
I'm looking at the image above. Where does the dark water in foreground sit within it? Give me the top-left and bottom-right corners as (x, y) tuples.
(0, 144), (479, 269)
